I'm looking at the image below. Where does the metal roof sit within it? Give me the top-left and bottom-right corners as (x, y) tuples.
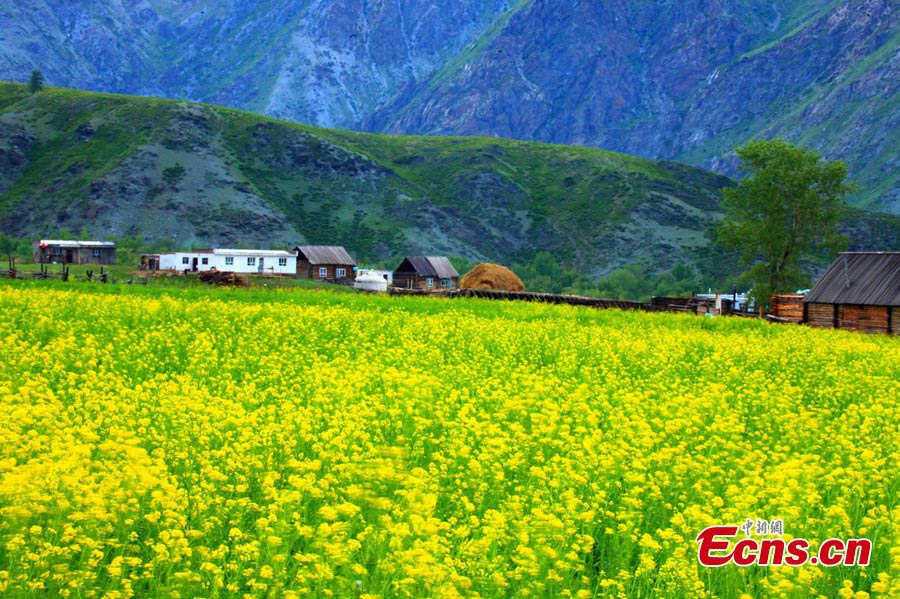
(212, 249), (295, 257)
(804, 252), (900, 306)
(294, 245), (355, 265)
(426, 256), (459, 279)
(39, 240), (116, 247)
(394, 256), (459, 278)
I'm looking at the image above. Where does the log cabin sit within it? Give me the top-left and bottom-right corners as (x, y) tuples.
(803, 252), (899, 334)
(393, 256), (459, 290)
(294, 246), (356, 282)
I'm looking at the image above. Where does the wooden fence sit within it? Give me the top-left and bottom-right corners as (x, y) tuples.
(449, 288), (645, 310)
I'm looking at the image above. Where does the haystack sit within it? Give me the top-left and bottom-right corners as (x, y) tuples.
(460, 263), (525, 292)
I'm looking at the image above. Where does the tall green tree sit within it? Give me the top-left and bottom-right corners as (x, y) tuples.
(0, 232), (17, 269)
(718, 139), (855, 303)
(29, 70), (44, 94)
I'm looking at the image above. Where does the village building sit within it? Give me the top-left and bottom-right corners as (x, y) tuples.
(34, 240), (116, 265)
(393, 256), (459, 290)
(803, 252), (899, 334)
(142, 249), (297, 275)
(294, 246), (356, 281)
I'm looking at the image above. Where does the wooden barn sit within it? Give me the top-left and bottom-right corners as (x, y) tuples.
(34, 240), (116, 265)
(294, 246), (356, 282)
(393, 256), (459, 290)
(803, 252), (899, 334)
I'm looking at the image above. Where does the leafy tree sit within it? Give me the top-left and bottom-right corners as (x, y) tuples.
(718, 139), (855, 304)
(29, 70), (44, 94)
(0, 232), (17, 269)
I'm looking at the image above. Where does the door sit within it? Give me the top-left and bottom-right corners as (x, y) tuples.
(192, 257), (198, 272)
(65, 249), (74, 263)
(258, 257), (264, 273)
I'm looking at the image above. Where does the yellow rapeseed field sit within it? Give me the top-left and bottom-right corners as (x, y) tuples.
(0, 283), (897, 598)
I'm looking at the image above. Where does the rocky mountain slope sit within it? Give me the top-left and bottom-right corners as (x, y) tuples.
(370, 0), (899, 212)
(0, 0), (513, 128)
(1, 84), (896, 278)
(1, 1), (896, 212)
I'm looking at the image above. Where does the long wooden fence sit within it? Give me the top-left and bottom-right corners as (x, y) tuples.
(389, 287), (759, 318)
(448, 288), (644, 310)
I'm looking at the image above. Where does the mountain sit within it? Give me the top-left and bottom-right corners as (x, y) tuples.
(369, 0), (899, 212)
(1, 83), (896, 279)
(0, 0), (512, 128)
(1, 1), (896, 212)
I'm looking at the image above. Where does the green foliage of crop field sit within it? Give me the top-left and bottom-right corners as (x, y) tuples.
(0, 281), (897, 598)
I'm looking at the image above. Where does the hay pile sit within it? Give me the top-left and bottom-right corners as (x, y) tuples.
(460, 263), (525, 292)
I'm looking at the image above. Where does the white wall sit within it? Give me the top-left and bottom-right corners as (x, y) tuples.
(213, 253), (297, 274)
(156, 252), (297, 274)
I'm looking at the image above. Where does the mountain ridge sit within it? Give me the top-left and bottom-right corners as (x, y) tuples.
(1, 83), (897, 282)
(1, 0), (896, 211)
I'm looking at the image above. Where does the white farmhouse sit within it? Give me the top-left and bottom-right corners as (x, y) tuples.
(147, 249), (297, 275)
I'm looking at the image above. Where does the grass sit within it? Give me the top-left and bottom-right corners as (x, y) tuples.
(8, 262), (356, 292)
(0, 81), (894, 282)
(0, 81), (728, 269)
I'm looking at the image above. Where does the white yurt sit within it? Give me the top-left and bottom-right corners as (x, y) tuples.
(354, 271), (388, 293)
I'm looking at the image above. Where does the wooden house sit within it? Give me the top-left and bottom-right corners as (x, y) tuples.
(803, 252), (899, 334)
(770, 294), (805, 322)
(294, 246), (356, 282)
(393, 256), (459, 290)
(34, 240), (116, 265)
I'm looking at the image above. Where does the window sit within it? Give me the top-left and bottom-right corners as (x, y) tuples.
(247, 257), (256, 266)
(225, 257), (234, 266)
(441, 278), (452, 288)
(92, 249), (101, 257)
(201, 257), (209, 265)
(53, 247), (61, 255)
(182, 257), (189, 265)
(426, 277), (434, 288)
(278, 258), (287, 266)
(336, 268), (346, 278)
(319, 267), (328, 278)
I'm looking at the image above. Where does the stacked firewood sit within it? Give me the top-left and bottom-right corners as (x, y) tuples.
(198, 270), (246, 286)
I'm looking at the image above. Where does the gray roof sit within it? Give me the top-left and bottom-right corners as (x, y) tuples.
(294, 245), (355, 265)
(39, 239), (115, 247)
(213, 249), (295, 257)
(804, 252), (900, 306)
(394, 256), (459, 278)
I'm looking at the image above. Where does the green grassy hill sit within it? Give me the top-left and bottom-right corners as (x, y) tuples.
(0, 82), (896, 283)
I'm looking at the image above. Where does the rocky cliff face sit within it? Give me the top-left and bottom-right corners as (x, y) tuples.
(0, 0), (896, 212)
(1, 0), (512, 127)
(369, 0), (898, 212)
